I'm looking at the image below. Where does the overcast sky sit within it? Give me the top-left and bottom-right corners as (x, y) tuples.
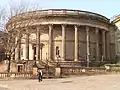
(0, 0), (120, 19)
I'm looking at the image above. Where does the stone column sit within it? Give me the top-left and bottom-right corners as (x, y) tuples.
(32, 44), (35, 60)
(26, 29), (29, 60)
(48, 24), (53, 61)
(95, 27), (99, 61)
(74, 25), (79, 61)
(11, 35), (15, 61)
(61, 24), (66, 61)
(36, 27), (40, 61)
(106, 31), (110, 60)
(11, 47), (15, 60)
(17, 33), (21, 61)
(17, 43), (21, 61)
(86, 26), (90, 67)
(102, 30), (106, 60)
(11, 44), (13, 60)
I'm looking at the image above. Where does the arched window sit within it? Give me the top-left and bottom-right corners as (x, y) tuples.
(56, 46), (59, 56)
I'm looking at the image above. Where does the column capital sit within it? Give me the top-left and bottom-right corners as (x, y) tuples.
(25, 28), (30, 36)
(74, 25), (79, 29)
(61, 24), (66, 28)
(74, 24), (80, 27)
(36, 25), (45, 31)
(36, 26), (40, 30)
(95, 27), (99, 32)
(36, 27), (40, 34)
(48, 24), (53, 33)
(102, 30), (106, 34)
(48, 24), (53, 27)
(86, 26), (89, 32)
(24, 27), (29, 31)
(26, 33), (30, 37)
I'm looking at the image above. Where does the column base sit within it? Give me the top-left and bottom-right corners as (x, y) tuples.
(55, 67), (61, 78)
(61, 58), (65, 61)
(74, 59), (78, 62)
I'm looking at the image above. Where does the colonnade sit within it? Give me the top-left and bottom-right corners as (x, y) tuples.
(15, 24), (110, 62)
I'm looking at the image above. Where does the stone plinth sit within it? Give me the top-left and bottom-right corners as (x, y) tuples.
(33, 67), (38, 76)
(55, 67), (61, 77)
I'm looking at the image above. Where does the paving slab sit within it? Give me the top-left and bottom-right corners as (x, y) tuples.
(0, 75), (120, 90)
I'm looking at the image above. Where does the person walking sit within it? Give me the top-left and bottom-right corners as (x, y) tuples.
(38, 69), (43, 82)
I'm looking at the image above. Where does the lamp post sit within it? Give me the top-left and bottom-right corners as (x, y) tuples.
(55, 55), (61, 77)
(23, 60), (26, 72)
(56, 55), (60, 67)
(33, 60), (37, 76)
(40, 43), (44, 61)
(46, 53), (49, 78)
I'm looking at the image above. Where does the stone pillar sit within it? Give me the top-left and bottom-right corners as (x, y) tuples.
(32, 44), (34, 60)
(11, 48), (15, 60)
(55, 67), (61, 78)
(33, 65), (38, 76)
(61, 24), (66, 61)
(11, 35), (15, 61)
(86, 26), (90, 67)
(11, 47), (14, 60)
(102, 30), (106, 60)
(17, 33), (21, 61)
(26, 29), (29, 60)
(95, 27), (99, 61)
(106, 31), (110, 60)
(36, 27), (40, 61)
(74, 25), (79, 61)
(48, 24), (53, 61)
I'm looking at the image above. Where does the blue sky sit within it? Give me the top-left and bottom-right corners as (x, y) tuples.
(0, 0), (120, 19)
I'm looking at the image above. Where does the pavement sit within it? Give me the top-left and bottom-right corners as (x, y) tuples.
(0, 74), (120, 90)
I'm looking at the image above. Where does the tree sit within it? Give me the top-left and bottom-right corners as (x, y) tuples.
(0, 1), (41, 72)
(0, 8), (7, 61)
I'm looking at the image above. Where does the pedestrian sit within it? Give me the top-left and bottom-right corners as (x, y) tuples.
(38, 69), (43, 82)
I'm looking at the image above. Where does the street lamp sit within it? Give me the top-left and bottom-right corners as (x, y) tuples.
(23, 60), (26, 72)
(40, 43), (44, 61)
(46, 53), (49, 78)
(56, 55), (60, 67)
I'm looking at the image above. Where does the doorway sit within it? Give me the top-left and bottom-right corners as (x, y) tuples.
(18, 65), (23, 72)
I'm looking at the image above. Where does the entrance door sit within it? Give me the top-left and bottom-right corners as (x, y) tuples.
(18, 65), (23, 72)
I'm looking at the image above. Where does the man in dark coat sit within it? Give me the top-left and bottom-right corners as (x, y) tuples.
(38, 69), (43, 82)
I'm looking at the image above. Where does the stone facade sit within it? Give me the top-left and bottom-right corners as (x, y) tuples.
(113, 15), (120, 56)
(6, 9), (116, 72)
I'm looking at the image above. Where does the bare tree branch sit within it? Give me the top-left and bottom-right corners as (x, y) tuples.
(0, 0), (41, 72)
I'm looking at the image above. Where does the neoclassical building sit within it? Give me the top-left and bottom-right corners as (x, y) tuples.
(6, 9), (116, 72)
(112, 15), (120, 56)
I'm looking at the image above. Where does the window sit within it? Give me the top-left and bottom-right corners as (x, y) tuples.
(56, 46), (59, 56)
(18, 65), (23, 72)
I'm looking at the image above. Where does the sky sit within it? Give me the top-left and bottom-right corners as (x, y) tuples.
(0, 0), (120, 19)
